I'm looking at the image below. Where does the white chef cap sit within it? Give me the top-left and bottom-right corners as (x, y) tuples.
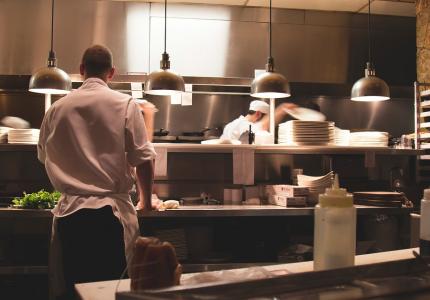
(249, 100), (269, 114)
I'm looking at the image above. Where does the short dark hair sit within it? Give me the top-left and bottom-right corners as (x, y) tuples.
(81, 45), (113, 78)
(247, 110), (266, 116)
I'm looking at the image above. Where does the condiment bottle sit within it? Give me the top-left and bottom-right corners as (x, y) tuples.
(314, 174), (356, 271)
(420, 189), (430, 256)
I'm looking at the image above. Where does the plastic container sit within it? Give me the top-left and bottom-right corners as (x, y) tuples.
(314, 175), (356, 271)
(420, 189), (430, 256)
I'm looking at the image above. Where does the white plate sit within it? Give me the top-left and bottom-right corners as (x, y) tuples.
(201, 139), (241, 145)
(8, 141), (38, 144)
(283, 120), (333, 125)
(284, 107), (326, 121)
(1, 117), (30, 129)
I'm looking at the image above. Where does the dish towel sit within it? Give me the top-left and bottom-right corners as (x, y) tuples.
(233, 149), (255, 185)
(154, 146), (168, 177)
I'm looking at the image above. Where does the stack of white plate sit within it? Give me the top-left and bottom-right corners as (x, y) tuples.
(297, 171), (334, 204)
(278, 121), (335, 145)
(0, 127), (10, 143)
(334, 128), (350, 146)
(349, 131), (388, 147)
(8, 129), (40, 144)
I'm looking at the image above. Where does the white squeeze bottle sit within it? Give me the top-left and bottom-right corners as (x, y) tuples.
(420, 189), (430, 256)
(314, 174), (356, 271)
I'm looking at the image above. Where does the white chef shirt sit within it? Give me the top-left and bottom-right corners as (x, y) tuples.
(38, 77), (156, 266)
(220, 115), (263, 141)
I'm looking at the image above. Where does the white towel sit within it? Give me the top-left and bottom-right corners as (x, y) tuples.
(154, 147), (168, 177)
(233, 149), (255, 185)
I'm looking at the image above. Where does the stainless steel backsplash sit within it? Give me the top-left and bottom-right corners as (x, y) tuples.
(0, 0), (416, 84)
(0, 1), (417, 137)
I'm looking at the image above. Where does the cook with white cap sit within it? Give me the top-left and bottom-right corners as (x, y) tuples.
(221, 100), (296, 142)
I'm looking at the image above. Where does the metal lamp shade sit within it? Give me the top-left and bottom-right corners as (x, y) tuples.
(144, 69), (185, 96)
(351, 75), (390, 102)
(251, 71), (291, 99)
(29, 66), (72, 95)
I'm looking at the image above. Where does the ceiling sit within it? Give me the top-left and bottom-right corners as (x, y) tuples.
(117, 0), (416, 17)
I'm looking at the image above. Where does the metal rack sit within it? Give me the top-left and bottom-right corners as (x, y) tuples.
(414, 81), (430, 181)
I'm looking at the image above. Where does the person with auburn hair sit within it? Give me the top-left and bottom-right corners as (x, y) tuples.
(38, 45), (156, 299)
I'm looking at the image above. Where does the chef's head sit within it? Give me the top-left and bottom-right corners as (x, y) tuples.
(80, 45), (115, 81)
(247, 100), (269, 123)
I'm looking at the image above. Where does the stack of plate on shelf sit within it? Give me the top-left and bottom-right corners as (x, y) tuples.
(353, 191), (405, 208)
(334, 128), (350, 146)
(7, 129), (40, 144)
(349, 131), (388, 147)
(297, 171), (334, 205)
(0, 127), (10, 143)
(278, 121), (335, 145)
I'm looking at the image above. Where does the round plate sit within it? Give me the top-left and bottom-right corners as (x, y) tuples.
(284, 107), (326, 121)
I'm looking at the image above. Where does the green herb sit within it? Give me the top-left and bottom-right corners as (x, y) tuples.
(12, 190), (61, 209)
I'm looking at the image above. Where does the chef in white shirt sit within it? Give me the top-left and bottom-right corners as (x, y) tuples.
(38, 45), (156, 299)
(221, 100), (296, 142)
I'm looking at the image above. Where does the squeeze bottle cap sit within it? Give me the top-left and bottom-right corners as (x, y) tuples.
(318, 174), (353, 207)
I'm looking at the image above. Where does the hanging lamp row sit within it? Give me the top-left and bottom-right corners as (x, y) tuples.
(29, 0), (389, 102)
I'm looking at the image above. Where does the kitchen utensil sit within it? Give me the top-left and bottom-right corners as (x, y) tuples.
(353, 191), (408, 208)
(180, 197), (203, 205)
(284, 107), (326, 121)
(154, 128), (170, 136)
(182, 127), (211, 137)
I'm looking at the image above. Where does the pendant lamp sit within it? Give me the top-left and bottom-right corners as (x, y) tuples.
(29, 0), (71, 95)
(351, 0), (389, 102)
(251, 0), (290, 99)
(144, 0), (185, 96)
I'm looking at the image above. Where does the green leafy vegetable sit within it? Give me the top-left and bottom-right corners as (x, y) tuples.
(12, 190), (61, 209)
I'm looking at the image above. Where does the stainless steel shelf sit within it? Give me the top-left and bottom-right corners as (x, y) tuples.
(153, 144), (422, 155)
(137, 205), (413, 218)
(0, 143), (422, 155)
(0, 206), (413, 219)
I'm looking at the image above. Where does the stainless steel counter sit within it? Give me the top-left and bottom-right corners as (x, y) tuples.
(0, 143), (422, 155)
(0, 205), (414, 219)
(77, 248), (419, 300)
(154, 144), (422, 155)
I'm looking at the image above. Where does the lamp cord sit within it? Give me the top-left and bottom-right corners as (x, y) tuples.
(269, 0), (272, 59)
(368, 0), (371, 64)
(164, 0), (167, 54)
(51, 0), (54, 53)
